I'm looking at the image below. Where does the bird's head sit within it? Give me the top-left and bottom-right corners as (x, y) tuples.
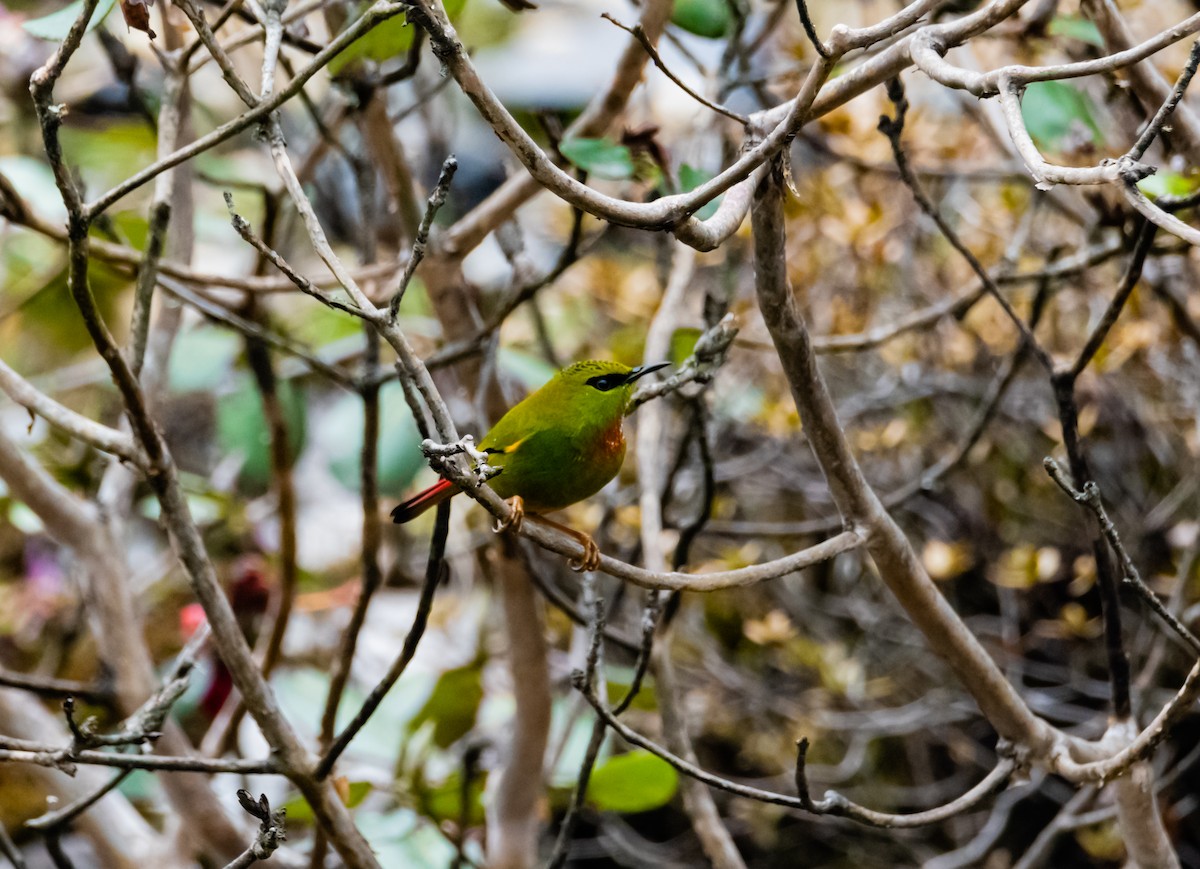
(552, 359), (670, 418)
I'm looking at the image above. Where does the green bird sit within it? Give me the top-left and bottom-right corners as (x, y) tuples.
(391, 360), (669, 570)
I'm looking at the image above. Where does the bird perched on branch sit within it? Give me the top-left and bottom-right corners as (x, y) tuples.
(392, 360), (670, 571)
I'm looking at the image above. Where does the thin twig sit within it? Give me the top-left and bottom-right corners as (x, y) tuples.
(571, 660), (1017, 826)
(316, 499), (452, 778)
(794, 0), (830, 57)
(1070, 220), (1157, 378)
(387, 155), (458, 319)
(1128, 39), (1200, 160)
(601, 14), (749, 124)
(878, 75), (1053, 373)
(1044, 459), (1200, 655)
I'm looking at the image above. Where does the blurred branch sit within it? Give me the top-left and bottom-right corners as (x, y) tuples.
(485, 542), (552, 869)
(0, 670), (111, 706)
(157, 275), (358, 388)
(0, 359), (146, 466)
(0, 823), (26, 869)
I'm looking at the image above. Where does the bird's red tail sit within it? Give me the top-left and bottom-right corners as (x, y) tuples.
(391, 477), (459, 523)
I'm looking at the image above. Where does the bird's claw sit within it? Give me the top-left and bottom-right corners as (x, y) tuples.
(568, 535), (601, 573)
(494, 496), (524, 534)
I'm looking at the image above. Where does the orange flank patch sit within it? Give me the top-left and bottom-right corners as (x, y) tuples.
(596, 419), (625, 461)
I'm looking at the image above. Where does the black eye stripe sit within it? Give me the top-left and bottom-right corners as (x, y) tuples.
(586, 374), (623, 391)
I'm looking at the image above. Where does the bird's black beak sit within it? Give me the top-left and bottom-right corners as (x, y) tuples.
(625, 362), (670, 384)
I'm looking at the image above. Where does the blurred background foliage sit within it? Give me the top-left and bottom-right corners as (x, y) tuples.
(0, 0), (1199, 866)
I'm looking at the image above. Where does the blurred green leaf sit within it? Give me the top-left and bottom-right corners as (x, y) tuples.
(168, 327), (241, 392)
(414, 769), (486, 826)
(407, 663), (482, 749)
(329, 0), (465, 75)
(59, 121), (158, 189)
(1021, 81), (1103, 149)
(216, 376), (307, 492)
(1047, 16), (1104, 47)
(588, 750), (678, 813)
(1137, 170), (1197, 199)
(560, 138), (636, 181)
(671, 0), (730, 38)
(605, 665), (658, 712)
(23, 0), (116, 40)
(328, 382), (424, 496)
(679, 164), (722, 220)
(668, 327), (703, 368)
(280, 792), (316, 825)
(346, 780), (372, 808)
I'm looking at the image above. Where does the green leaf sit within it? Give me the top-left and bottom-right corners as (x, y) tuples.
(329, 0), (465, 75)
(415, 769), (486, 826)
(168, 327), (241, 392)
(587, 750), (679, 814)
(678, 164), (722, 220)
(407, 663), (483, 749)
(1021, 81), (1103, 150)
(345, 780), (372, 808)
(670, 0), (730, 38)
(328, 13), (414, 75)
(328, 382), (425, 496)
(1137, 170), (1197, 199)
(605, 665), (658, 712)
(280, 792), (316, 825)
(559, 138), (636, 181)
(216, 376), (307, 492)
(23, 0), (116, 40)
(1047, 16), (1105, 48)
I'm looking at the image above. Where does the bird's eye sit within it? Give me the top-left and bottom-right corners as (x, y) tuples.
(586, 374), (622, 392)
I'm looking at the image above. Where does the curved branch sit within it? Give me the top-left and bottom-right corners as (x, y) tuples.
(572, 669), (1017, 828)
(0, 359), (145, 466)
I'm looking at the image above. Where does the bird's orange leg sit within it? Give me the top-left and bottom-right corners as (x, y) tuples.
(493, 496), (525, 534)
(525, 515), (601, 573)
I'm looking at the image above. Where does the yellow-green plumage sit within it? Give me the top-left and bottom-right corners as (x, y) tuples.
(391, 360), (667, 523)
